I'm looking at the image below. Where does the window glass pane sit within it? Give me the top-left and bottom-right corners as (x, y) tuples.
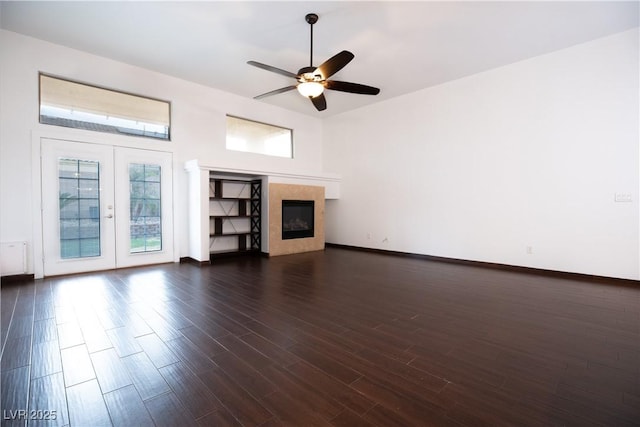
(129, 163), (162, 253)
(79, 161), (99, 179)
(79, 219), (100, 238)
(79, 199), (99, 219)
(61, 240), (80, 259)
(144, 182), (160, 199)
(58, 158), (100, 259)
(59, 178), (78, 198)
(226, 115), (292, 158)
(80, 238), (100, 257)
(78, 179), (99, 199)
(40, 74), (170, 141)
(59, 159), (79, 178)
(59, 199), (79, 219)
(144, 200), (160, 217)
(145, 165), (161, 182)
(60, 220), (80, 239)
(129, 164), (145, 180)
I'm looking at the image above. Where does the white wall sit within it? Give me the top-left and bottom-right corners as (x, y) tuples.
(0, 30), (324, 274)
(323, 29), (639, 280)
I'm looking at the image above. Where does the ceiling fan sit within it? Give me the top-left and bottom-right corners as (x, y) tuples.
(247, 13), (380, 111)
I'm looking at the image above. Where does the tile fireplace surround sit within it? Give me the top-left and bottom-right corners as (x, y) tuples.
(268, 183), (325, 256)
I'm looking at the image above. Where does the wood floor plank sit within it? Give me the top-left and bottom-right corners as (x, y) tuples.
(260, 363), (345, 421)
(103, 385), (154, 427)
(90, 347), (133, 394)
(238, 331), (300, 367)
(164, 336), (219, 375)
(286, 361), (376, 416)
(136, 333), (180, 369)
(80, 321), (113, 354)
(1, 336), (31, 371)
(32, 318), (58, 344)
(260, 390), (332, 427)
(30, 339), (62, 379)
(5, 315), (33, 342)
(121, 351), (171, 401)
(286, 343), (362, 385)
(199, 367), (274, 426)
(106, 326), (143, 357)
(144, 391), (191, 427)
(158, 362), (221, 419)
(330, 408), (377, 427)
(210, 349), (277, 399)
(60, 344), (95, 386)
(351, 376), (451, 425)
(196, 408), (244, 427)
(1, 366), (29, 427)
(141, 313), (183, 342)
(179, 325), (227, 357)
(215, 333), (274, 369)
(56, 321), (84, 349)
(33, 300), (55, 322)
(28, 372), (68, 427)
(66, 379), (112, 427)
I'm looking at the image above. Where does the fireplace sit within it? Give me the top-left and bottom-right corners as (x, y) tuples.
(282, 200), (314, 240)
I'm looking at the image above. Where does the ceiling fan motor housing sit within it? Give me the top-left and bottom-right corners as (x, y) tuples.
(297, 66), (322, 83)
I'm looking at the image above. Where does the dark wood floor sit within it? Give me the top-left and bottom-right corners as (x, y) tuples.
(1, 247), (639, 426)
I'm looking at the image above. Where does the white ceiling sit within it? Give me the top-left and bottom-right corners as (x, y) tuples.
(1, 1), (638, 117)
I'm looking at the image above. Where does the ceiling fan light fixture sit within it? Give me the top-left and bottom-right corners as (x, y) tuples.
(297, 81), (324, 98)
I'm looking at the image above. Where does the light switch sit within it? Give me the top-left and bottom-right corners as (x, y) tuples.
(614, 193), (632, 202)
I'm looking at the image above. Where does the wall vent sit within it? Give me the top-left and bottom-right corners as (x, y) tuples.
(0, 242), (27, 276)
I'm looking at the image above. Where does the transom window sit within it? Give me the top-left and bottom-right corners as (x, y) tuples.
(226, 115), (292, 158)
(39, 74), (171, 140)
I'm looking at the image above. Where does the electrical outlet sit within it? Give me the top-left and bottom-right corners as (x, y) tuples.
(614, 193), (632, 202)
(367, 232), (371, 240)
(526, 246), (533, 254)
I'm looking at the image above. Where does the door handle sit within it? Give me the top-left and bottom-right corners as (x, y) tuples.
(105, 214), (113, 219)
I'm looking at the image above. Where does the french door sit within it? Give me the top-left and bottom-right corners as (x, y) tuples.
(41, 139), (173, 276)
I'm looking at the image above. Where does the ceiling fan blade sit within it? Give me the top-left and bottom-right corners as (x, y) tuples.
(316, 50), (354, 79)
(254, 85), (297, 100)
(310, 93), (327, 111)
(247, 61), (299, 79)
(325, 80), (380, 95)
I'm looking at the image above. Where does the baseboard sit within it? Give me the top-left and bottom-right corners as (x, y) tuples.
(179, 257), (210, 266)
(325, 243), (639, 287)
(1, 274), (35, 286)
(180, 252), (267, 265)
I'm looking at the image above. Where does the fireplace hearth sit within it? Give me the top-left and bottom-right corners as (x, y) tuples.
(282, 200), (314, 240)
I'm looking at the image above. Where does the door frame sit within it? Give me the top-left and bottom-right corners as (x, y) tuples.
(31, 129), (177, 278)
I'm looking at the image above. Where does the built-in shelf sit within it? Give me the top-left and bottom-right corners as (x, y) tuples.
(208, 175), (261, 259)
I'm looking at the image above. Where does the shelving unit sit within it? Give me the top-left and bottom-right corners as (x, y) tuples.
(208, 176), (261, 259)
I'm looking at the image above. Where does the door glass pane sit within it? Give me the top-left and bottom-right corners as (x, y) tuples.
(129, 163), (162, 253)
(59, 159), (101, 258)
